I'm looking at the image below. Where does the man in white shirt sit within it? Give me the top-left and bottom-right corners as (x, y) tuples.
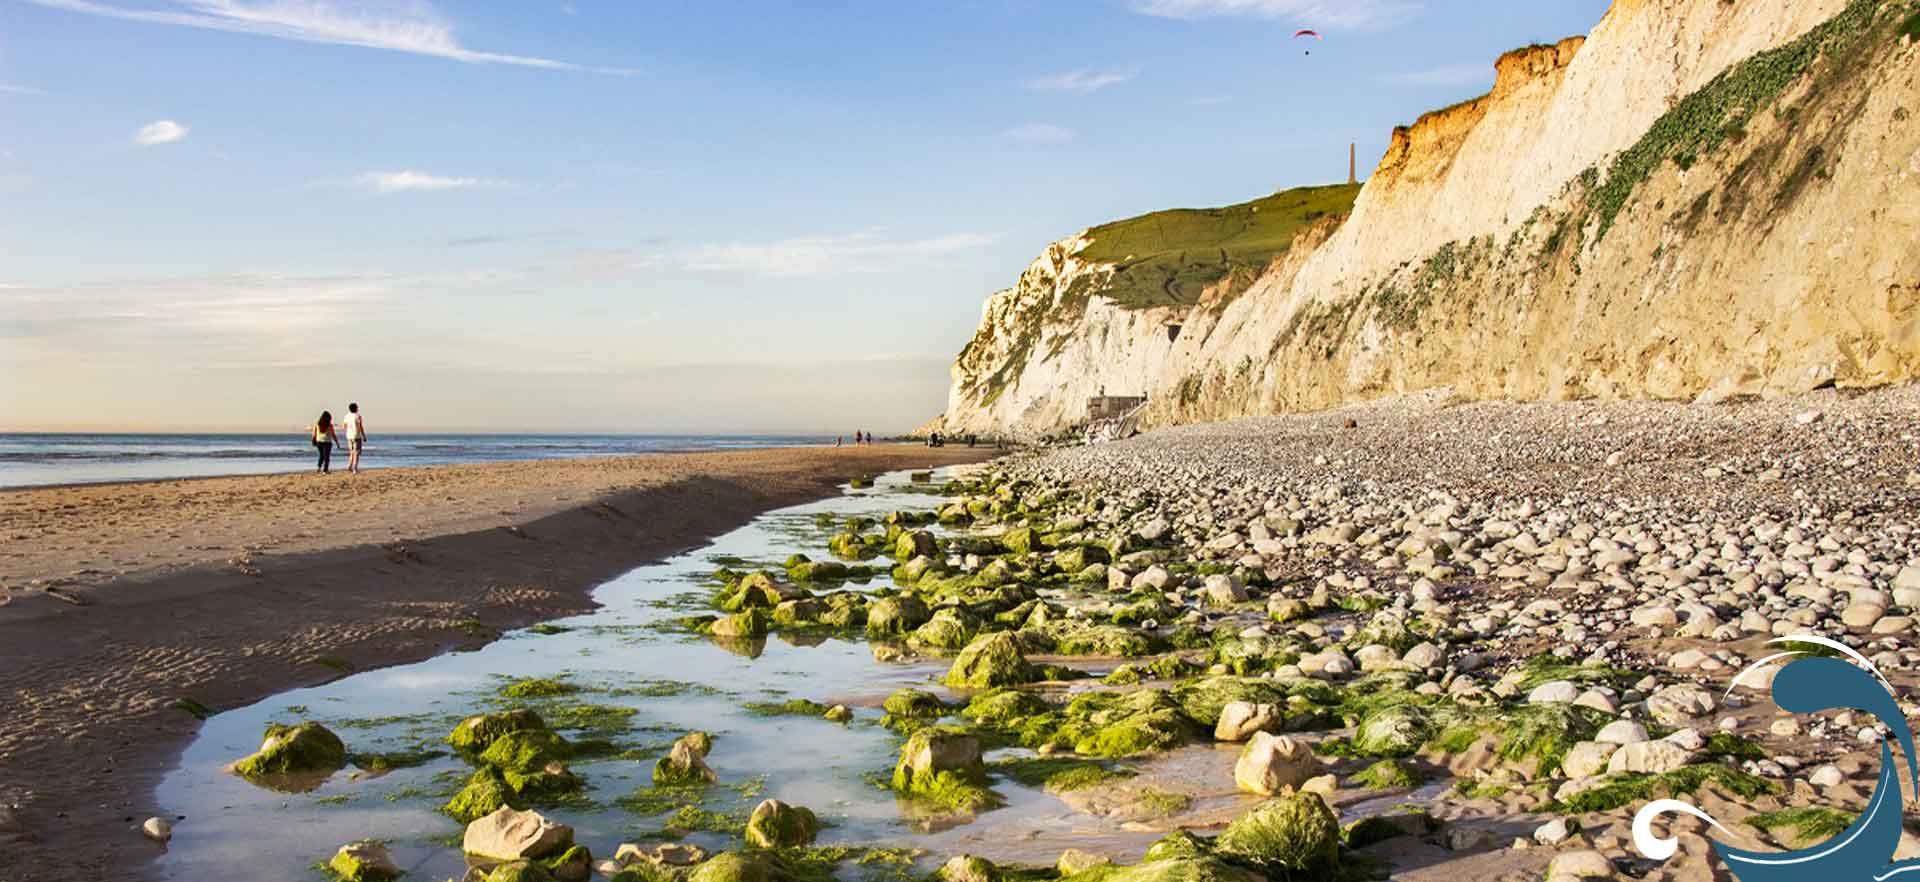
(344, 402), (367, 474)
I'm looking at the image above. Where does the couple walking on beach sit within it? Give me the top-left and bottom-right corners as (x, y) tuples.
(310, 403), (367, 475)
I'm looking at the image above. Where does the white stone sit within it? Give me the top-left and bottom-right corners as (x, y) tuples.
(1234, 732), (1319, 796)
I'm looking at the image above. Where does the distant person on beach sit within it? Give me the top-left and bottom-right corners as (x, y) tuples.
(836, 435), (843, 447)
(311, 411), (340, 474)
(343, 402), (367, 474)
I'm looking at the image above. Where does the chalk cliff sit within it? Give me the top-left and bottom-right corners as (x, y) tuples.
(932, 0), (1920, 438)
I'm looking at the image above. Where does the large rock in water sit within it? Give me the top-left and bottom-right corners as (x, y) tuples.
(463, 806), (574, 862)
(1215, 701), (1280, 742)
(943, 632), (1040, 688)
(744, 799), (819, 848)
(328, 841), (400, 882)
(446, 767), (520, 823)
(232, 722), (347, 779)
(654, 733), (719, 786)
(1234, 732), (1319, 796)
(448, 709), (548, 753)
(1216, 792), (1341, 877)
(867, 595), (933, 637)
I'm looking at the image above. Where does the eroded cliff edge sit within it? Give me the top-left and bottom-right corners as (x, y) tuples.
(932, 0), (1920, 439)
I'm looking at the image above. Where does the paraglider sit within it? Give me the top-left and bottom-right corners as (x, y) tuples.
(1295, 28), (1321, 55)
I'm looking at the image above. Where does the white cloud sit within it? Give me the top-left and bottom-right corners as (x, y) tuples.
(133, 119), (189, 146)
(677, 231), (998, 277)
(25, 0), (634, 74)
(356, 169), (489, 193)
(1383, 63), (1491, 88)
(1130, 0), (1417, 30)
(1026, 68), (1136, 93)
(1002, 123), (1075, 144)
(0, 84), (45, 95)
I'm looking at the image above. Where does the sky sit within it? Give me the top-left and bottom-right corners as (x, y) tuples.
(0, 0), (1610, 434)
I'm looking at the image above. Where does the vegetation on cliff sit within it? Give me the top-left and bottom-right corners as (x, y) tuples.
(1076, 183), (1361, 309)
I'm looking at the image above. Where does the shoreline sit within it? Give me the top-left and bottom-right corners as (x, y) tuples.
(0, 444), (999, 882)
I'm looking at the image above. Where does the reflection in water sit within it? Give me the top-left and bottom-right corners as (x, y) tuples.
(152, 467), (1225, 881)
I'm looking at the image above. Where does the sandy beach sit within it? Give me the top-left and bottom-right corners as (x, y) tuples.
(0, 444), (999, 882)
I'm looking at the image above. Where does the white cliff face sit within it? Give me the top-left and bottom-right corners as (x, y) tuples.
(935, 0), (1920, 439)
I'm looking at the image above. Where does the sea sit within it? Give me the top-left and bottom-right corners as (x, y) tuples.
(0, 432), (826, 489)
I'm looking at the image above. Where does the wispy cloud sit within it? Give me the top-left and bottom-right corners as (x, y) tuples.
(24, 0), (634, 74)
(1002, 123), (1076, 144)
(677, 231), (998, 277)
(356, 169), (494, 193)
(133, 119), (189, 145)
(1382, 62), (1491, 88)
(1026, 68), (1136, 93)
(1130, 0), (1417, 30)
(0, 84), (45, 95)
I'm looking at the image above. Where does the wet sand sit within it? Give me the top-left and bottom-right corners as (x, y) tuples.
(0, 444), (998, 882)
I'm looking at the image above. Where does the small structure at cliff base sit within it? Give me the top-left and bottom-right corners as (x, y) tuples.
(1087, 395), (1147, 421)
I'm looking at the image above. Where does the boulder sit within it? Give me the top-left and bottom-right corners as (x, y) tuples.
(1216, 792), (1341, 876)
(867, 595), (933, 637)
(688, 853), (772, 882)
(1546, 849), (1616, 880)
(744, 799), (819, 848)
(1353, 705), (1430, 758)
(1204, 574), (1248, 607)
(232, 722), (347, 779)
(1234, 732), (1319, 796)
(943, 632), (1041, 688)
(448, 710), (548, 753)
(1214, 701), (1280, 742)
(1561, 741), (1619, 779)
(709, 609), (770, 639)
(463, 807), (573, 863)
(940, 855), (999, 882)
(1056, 849), (1111, 875)
(1605, 740), (1694, 775)
(446, 767), (520, 823)
(329, 842), (400, 882)
(653, 734), (719, 786)
(1645, 683), (1716, 726)
(896, 531), (939, 561)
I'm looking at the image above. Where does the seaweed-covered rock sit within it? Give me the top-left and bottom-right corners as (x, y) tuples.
(479, 729), (573, 772)
(1144, 831), (1212, 862)
(328, 841), (400, 882)
(1171, 677), (1290, 729)
(1234, 732), (1319, 796)
(653, 734), (719, 786)
(895, 530), (940, 560)
(770, 599), (825, 627)
(1053, 545), (1110, 575)
(446, 766), (521, 823)
(940, 855), (999, 882)
(709, 608), (770, 638)
(893, 555), (943, 585)
(540, 844), (594, 882)
(1067, 857), (1258, 882)
(743, 798), (819, 848)
(891, 727), (1002, 811)
(232, 722), (347, 779)
(867, 595), (933, 637)
(786, 559), (848, 583)
(943, 632), (1041, 688)
(448, 709), (549, 754)
(688, 853), (772, 882)
(910, 608), (982, 652)
(1050, 689), (1193, 758)
(484, 861), (558, 882)
(1048, 623), (1158, 657)
(963, 688), (1053, 725)
(883, 688), (951, 719)
(999, 526), (1039, 555)
(463, 806), (574, 862)
(1353, 705), (1431, 758)
(1216, 792), (1340, 877)
(1343, 808), (1438, 848)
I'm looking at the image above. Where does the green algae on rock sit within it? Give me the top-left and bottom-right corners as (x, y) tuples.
(1215, 792), (1341, 878)
(889, 727), (1003, 812)
(689, 852), (774, 882)
(654, 732), (720, 786)
(942, 632), (1041, 688)
(1352, 705), (1431, 758)
(446, 766), (523, 823)
(327, 840), (401, 882)
(232, 721), (348, 780)
(743, 798), (820, 848)
(448, 709), (550, 754)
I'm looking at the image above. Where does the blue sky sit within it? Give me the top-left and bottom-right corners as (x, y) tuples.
(0, 0), (1608, 433)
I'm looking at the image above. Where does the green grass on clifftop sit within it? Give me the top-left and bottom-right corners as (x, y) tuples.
(1075, 182), (1361, 310)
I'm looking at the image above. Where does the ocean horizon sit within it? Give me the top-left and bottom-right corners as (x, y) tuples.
(0, 431), (832, 489)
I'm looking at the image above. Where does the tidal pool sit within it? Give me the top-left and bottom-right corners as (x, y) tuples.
(152, 466), (1261, 881)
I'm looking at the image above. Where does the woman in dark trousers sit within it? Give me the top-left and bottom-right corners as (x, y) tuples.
(311, 410), (340, 473)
